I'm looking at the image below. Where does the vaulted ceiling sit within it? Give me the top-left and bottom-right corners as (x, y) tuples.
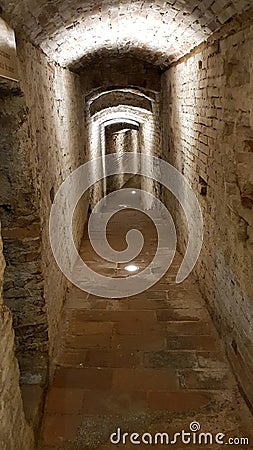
(0, 0), (252, 70)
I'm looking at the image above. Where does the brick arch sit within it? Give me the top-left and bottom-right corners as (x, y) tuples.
(89, 90), (153, 116)
(80, 57), (161, 99)
(87, 102), (160, 208)
(1, 0), (251, 69)
(105, 121), (140, 133)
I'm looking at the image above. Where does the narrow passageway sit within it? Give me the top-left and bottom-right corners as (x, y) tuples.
(1, 2), (253, 449)
(40, 209), (252, 449)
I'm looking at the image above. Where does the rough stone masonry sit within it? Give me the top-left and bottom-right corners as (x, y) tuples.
(0, 223), (34, 450)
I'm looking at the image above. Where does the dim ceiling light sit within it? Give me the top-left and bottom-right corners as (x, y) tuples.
(125, 264), (139, 272)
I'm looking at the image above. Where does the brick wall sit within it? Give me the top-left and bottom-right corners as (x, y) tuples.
(0, 224), (34, 450)
(106, 128), (139, 193)
(87, 100), (161, 209)
(162, 12), (253, 405)
(81, 58), (161, 209)
(1, 1), (252, 70)
(16, 39), (89, 367)
(0, 36), (89, 447)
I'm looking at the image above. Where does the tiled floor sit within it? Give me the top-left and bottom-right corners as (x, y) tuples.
(40, 210), (253, 449)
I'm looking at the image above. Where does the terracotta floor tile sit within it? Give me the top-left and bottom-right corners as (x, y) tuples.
(145, 290), (167, 298)
(178, 368), (234, 390)
(64, 333), (113, 349)
(53, 367), (113, 389)
(43, 414), (83, 445)
(115, 319), (161, 334)
(128, 297), (169, 310)
(55, 349), (87, 367)
(157, 308), (208, 322)
(65, 295), (108, 310)
(112, 333), (166, 351)
(71, 309), (156, 323)
(106, 299), (129, 310)
(143, 350), (198, 369)
(40, 211), (253, 449)
(85, 350), (141, 368)
(147, 390), (213, 412)
(196, 351), (229, 369)
(113, 367), (179, 391)
(67, 321), (114, 335)
(165, 321), (216, 336)
(81, 390), (147, 415)
(45, 388), (84, 414)
(166, 335), (221, 351)
(165, 297), (206, 309)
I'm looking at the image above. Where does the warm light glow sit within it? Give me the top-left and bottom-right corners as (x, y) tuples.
(125, 264), (139, 272)
(132, 190), (136, 194)
(88, 103), (149, 208)
(39, 12), (207, 68)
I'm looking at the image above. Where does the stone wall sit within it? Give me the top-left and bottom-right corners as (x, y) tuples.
(0, 36), (88, 446)
(0, 224), (34, 450)
(162, 12), (253, 405)
(0, 36), (89, 386)
(16, 38), (89, 366)
(0, 79), (47, 383)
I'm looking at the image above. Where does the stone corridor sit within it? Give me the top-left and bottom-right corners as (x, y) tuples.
(40, 211), (252, 449)
(1, 1), (253, 449)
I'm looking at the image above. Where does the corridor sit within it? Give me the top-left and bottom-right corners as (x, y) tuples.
(0, 1), (253, 449)
(41, 210), (252, 449)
